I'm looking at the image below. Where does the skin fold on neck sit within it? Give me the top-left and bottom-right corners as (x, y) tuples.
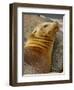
(24, 36), (55, 51)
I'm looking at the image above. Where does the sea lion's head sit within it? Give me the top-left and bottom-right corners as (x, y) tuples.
(31, 21), (59, 40)
(25, 21), (59, 49)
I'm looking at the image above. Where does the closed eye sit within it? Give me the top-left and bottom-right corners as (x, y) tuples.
(43, 24), (48, 28)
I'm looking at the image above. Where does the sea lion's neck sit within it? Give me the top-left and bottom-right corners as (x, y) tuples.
(24, 37), (55, 50)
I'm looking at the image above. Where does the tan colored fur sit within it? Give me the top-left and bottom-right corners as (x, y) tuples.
(24, 21), (59, 74)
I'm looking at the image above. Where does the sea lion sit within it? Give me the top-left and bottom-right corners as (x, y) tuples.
(24, 21), (59, 74)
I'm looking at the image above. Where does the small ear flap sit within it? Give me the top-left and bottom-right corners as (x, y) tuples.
(30, 28), (37, 38)
(32, 28), (37, 34)
(32, 26), (39, 34)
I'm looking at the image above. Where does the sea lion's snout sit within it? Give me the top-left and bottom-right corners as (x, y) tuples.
(52, 21), (59, 32)
(47, 21), (59, 34)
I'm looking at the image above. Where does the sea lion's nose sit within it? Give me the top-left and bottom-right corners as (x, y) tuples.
(53, 21), (59, 27)
(53, 21), (59, 32)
